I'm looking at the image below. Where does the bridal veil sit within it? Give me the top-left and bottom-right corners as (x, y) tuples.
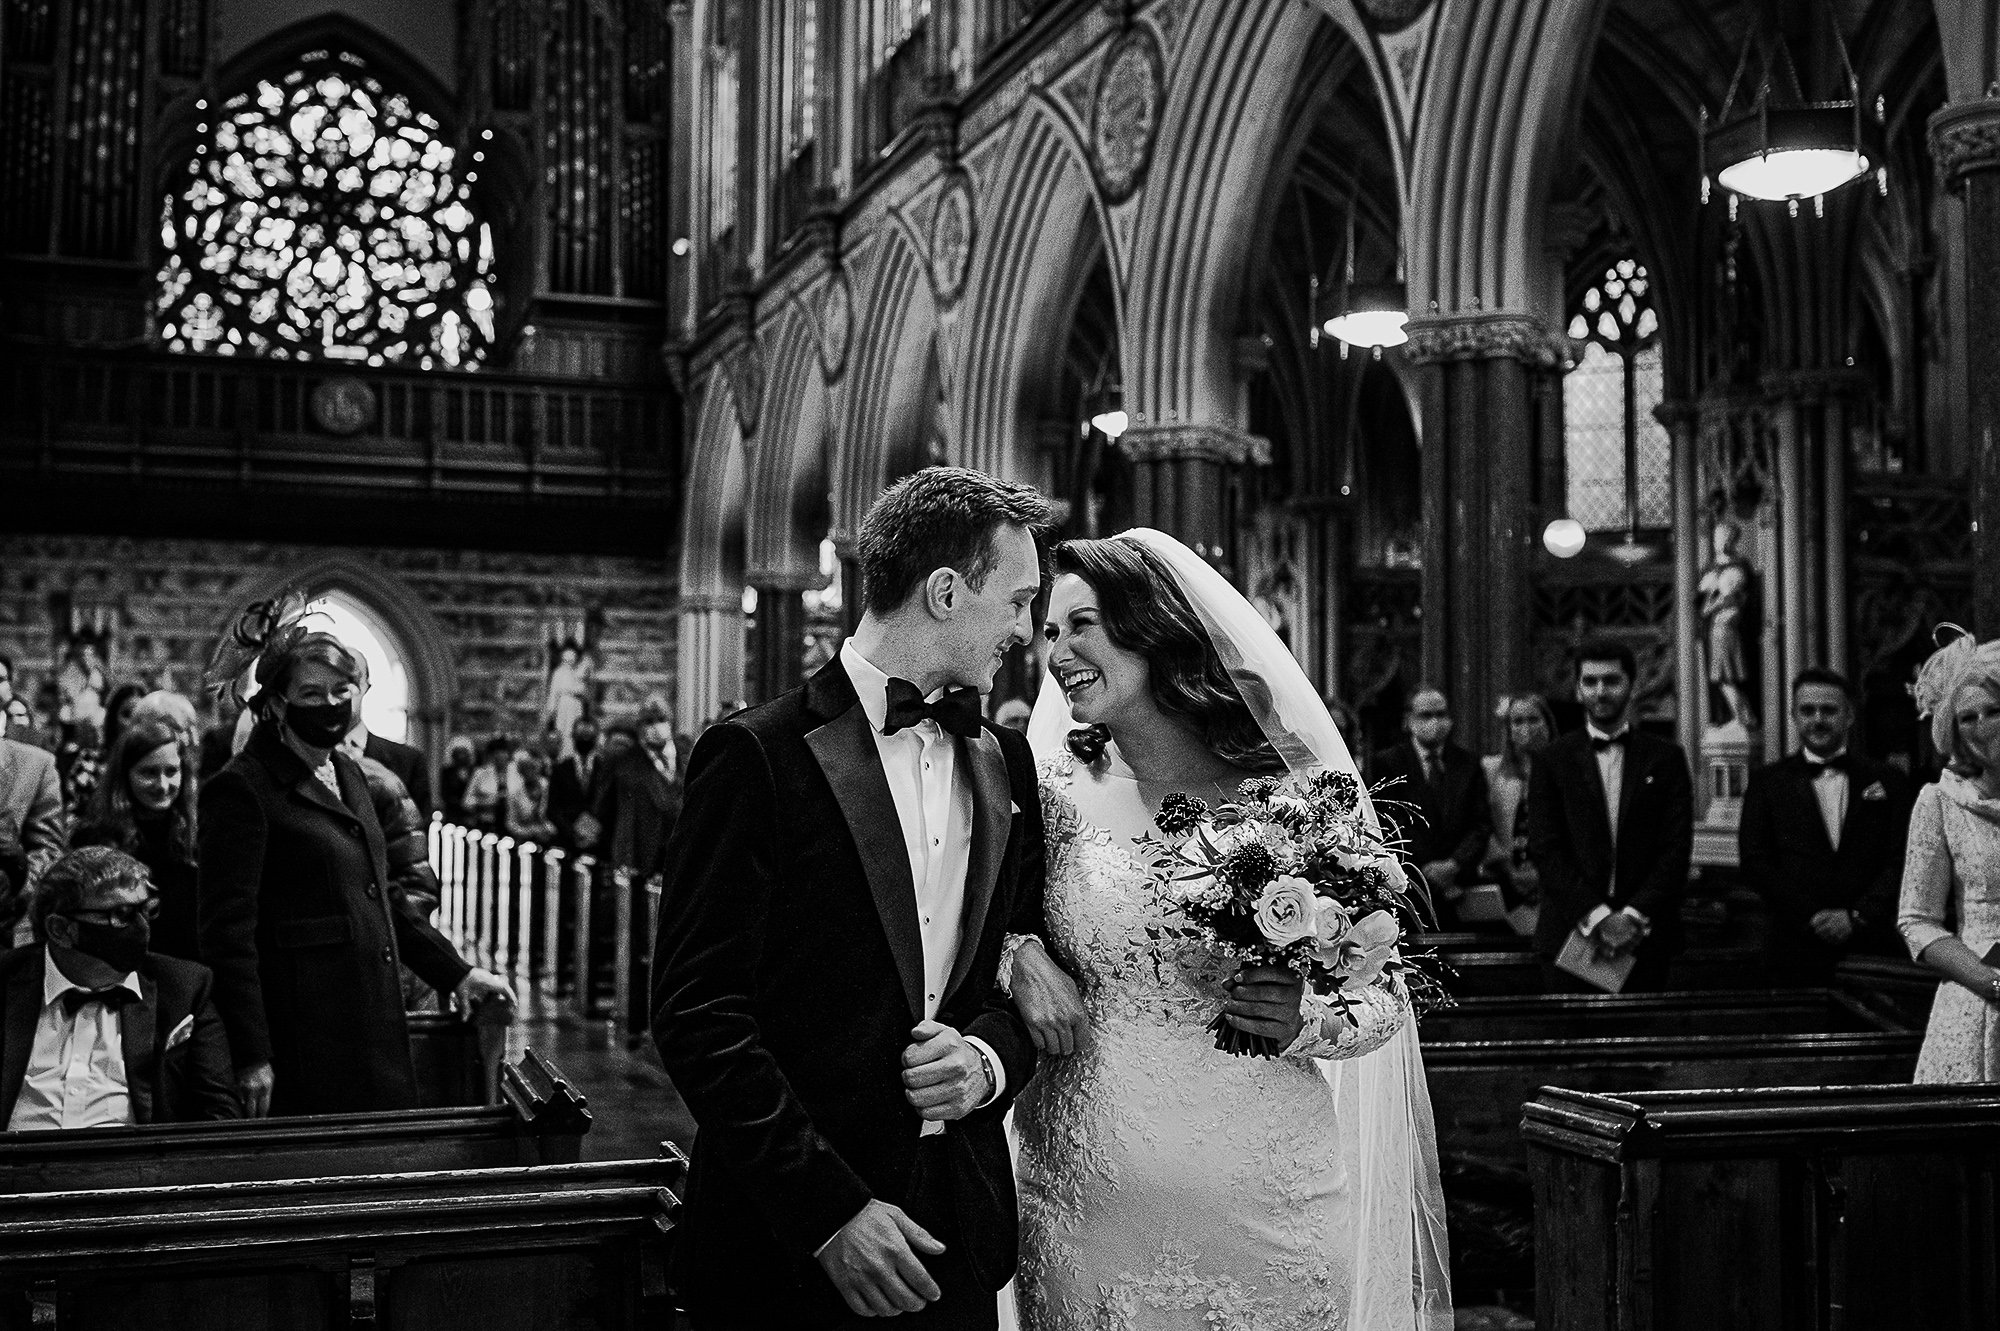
(1028, 527), (1454, 1331)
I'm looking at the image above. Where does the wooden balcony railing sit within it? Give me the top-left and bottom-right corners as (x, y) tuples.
(0, 348), (677, 512)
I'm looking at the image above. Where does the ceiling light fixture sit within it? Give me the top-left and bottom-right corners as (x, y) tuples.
(1320, 200), (1407, 353)
(1700, 3), (1883, 214)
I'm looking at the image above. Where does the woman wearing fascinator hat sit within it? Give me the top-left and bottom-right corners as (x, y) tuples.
(196, 592), (515, 1117)
(1898, 626), (2000, 1083)
(1003, 531), (1452, 1331)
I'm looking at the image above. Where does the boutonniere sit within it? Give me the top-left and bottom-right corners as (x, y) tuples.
(1862, 782), (1888, 801)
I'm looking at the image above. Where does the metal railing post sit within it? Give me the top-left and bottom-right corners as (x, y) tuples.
(571, 854), (596, 1020)
(611, 866), (633, 1034)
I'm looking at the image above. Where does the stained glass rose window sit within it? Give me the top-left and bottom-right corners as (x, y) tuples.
(157, 50), (495, 369)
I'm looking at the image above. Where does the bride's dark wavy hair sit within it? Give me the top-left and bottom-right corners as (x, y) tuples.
(1052, 538), (1283, 772)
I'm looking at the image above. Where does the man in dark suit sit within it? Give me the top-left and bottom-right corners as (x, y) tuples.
(343, 654), (433, 820)
(593, 702), (682, 1037)
(4, 846), (240, 1128)
(1371, 687), (1490, 923)
(651, 468), (1047, 1330)
(1528, 639), (1694, 992)
(1740, 667), (1915, 984)
(549, 716), (605, 851)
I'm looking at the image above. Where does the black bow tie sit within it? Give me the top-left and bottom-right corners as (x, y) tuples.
(1067, 724), (1111, 763)
(882, 679), (982, 739)
(59, 986), (136, 1020)
(1591, 732), (1629, 753)
(1807, 752), (1853, 774)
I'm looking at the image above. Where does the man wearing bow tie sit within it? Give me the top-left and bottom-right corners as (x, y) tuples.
(651, 468), (1048, 1329)
(1528, 639), (1693, 992)
(1739, 668), (1914, 985)
(2, 846), (240, 1130)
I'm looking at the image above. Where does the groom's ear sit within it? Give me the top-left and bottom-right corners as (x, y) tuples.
(924, 567), (959, 619)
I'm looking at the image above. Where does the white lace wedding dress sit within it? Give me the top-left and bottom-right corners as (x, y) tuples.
(1010, 752), (1410, 1331)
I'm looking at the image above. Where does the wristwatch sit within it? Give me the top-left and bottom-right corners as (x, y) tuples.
(970, 1043), (997, 1103)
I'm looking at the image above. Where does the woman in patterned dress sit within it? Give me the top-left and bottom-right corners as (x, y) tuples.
(1899, 633), (2000, 1083)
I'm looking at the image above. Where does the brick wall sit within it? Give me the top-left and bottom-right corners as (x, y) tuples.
(0, 535), (676, 758)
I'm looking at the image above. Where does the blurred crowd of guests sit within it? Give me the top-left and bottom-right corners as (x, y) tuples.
(1336, 638), (1965, 1003)
(0, 625), (513, 1131)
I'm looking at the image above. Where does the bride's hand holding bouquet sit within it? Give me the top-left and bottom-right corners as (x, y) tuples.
(1138, 768), (1451, 1057)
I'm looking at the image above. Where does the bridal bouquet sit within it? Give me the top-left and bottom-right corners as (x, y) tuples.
(1136, 769), (1453, 1057)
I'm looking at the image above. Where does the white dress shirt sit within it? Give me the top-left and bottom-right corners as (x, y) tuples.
(1805, 749), (1849, 852)
(839, 642), (1005, 1128)
(1581, 724), (1649, 934)
(7, 947), (143, 1132)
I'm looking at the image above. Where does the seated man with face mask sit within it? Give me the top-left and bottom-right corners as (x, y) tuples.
(3, 846), (241, 1129)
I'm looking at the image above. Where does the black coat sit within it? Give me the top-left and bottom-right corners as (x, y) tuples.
(1527, 729), (1694, 965)
(1739, 751), (1915, 979)
(592, 748), (681, 879)
(549, 751), (604, 845)
(1371, 740), (1492, 884)
(197, 723), (472, 1115)
(650, 658), (1040, 1326)
(0, 946), (241, 1124)
(362, 732), (433, 822)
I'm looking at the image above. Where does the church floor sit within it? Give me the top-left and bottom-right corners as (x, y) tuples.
(497, 997), (1533, 1327)
(497, 996), (697, 1163)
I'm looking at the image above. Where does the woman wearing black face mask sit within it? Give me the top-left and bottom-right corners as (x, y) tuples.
(197, 606), (514, 1118)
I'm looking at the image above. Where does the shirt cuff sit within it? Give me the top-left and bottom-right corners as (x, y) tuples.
(1582, 904), (1613, 932)
(813, 1202), (870, 1260)
(963, 1036), (1005, 1106)
(1618, 906), (1651, 929)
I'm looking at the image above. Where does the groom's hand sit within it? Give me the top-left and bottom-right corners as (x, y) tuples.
(1010, 936), (1088, 1056)
(901, 1020), (991, 1121)
(817, 1199), (945, 1316)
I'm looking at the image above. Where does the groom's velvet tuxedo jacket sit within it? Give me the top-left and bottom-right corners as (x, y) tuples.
(650, 657), (1043, 1321)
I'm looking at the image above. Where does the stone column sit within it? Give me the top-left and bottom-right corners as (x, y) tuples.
(1659, 401), (1703, 808)
(746, 576), (814, 703)
(1116, 425), (1271, 570)
(1403, 313), (1563, 756)
(1930, 97), (2000, 637)
(676, 595), (745, 733)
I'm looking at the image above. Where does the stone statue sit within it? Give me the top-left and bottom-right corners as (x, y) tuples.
(541, 639), (593, 753)
(1698, 520), (1758, 731)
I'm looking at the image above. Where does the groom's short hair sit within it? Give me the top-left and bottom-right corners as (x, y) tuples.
(858, 467), (1051, 616)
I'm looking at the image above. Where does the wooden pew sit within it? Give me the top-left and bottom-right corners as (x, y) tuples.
(0, 1049), (589, 1195)
(1420, 989), (1920, 1166)
(0, 1151), (686, 1331)
(1524, 1084), (2000, 1331)
(1836, 953), (1942, 1030)
(1419, 931), (1769, 997)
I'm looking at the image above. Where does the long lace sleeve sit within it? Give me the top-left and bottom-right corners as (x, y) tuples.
(1898, 783), (1955, 961)
(1284, 972), (1410, 1062)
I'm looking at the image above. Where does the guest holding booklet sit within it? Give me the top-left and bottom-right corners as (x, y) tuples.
(1527, 639), (1692, 993)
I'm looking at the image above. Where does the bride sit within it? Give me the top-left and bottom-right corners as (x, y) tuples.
(1002, 530), (1452, 1331)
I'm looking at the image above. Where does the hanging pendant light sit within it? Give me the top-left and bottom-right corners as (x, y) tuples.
(1699, 3), (1883, 208)
(1321, 201), (1407, 350)
(1088, 383), (1128, 440)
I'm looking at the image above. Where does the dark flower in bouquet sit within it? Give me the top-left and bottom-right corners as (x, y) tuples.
(1136, 771), (1452, 1057)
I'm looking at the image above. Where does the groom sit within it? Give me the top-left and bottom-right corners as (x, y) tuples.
(651, 467), (1050, 1329)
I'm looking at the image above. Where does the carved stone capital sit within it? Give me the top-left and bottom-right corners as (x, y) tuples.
(1402, 312), (1567, 367)
(1117, 424), (1272, 467)
(744, 568), (825, 592)
(1930, 97), (2000, 188)
(1759, 367), (1869, 404)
